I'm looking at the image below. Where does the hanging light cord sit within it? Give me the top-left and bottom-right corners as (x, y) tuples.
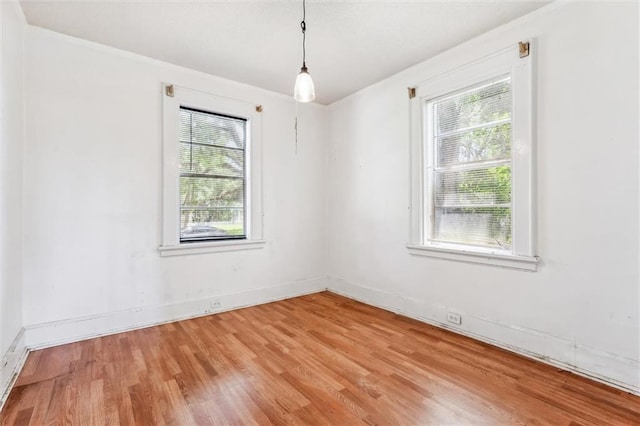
(295, 0), (307, 150)
(300, 0), (307, 67)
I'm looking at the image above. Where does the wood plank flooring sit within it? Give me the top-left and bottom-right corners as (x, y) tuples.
(2, 292), (639, 425)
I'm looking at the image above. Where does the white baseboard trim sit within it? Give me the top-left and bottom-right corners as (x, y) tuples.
(0, 328), (29, 411)
(16, 275), (639, 398)
(327, 275), (640, 396)
(25, 277), (328, 350)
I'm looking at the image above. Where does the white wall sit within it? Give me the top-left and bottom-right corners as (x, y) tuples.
(0, 0), (28, 403)
(23, 28), (328, 343)
(1, 0), (25, 357)
(327, 2), (639, 392)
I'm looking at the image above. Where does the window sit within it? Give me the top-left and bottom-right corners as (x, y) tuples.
(179, 107), (247, 243)
(160, 85), (264, 256)
(408, 44), (538, 270)
(429, 77), (512, 249)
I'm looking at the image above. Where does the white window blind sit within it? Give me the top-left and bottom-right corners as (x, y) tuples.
(179, 107), (247, 242)
(427, 77), (512, 250)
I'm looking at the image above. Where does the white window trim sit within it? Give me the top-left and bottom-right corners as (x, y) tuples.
(159, 84), (265, 256)
(408, 43), (538, 271)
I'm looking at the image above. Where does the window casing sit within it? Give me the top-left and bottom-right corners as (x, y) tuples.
(408, 44), (538, 270)
(160, 85), (264, 256)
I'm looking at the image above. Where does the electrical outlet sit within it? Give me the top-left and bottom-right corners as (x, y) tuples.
(210, 298), (221, 309)
(446, 311), (462, 325)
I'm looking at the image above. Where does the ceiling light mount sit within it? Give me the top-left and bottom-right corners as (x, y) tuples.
(294, 0), (315, 103)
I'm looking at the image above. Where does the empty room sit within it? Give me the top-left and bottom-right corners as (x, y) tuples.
(0, 0), (639, 424)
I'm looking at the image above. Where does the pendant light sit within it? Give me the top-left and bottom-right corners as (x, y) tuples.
(294, 0), (315, 103)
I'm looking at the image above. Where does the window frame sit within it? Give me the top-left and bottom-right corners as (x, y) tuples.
(407, 44), (538, 271)
(159, 84), (264, 256)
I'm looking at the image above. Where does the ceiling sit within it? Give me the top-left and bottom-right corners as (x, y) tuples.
(19, 1), (549, 105)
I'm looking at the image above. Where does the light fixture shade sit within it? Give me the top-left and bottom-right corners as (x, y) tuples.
(294, 67), (316, 103)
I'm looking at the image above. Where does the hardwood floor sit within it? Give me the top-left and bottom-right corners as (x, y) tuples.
(1, 292), (639, 425)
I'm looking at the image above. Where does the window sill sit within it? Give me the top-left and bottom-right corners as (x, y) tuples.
(159, 239), (266, 257)
(406, 243), (539, 271)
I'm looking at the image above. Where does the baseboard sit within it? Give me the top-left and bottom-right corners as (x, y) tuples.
(0, 329), (29, 410)
(18, 274), (639, 396)
(25, 277), (328, 350)
(327, 275), (640, 396)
